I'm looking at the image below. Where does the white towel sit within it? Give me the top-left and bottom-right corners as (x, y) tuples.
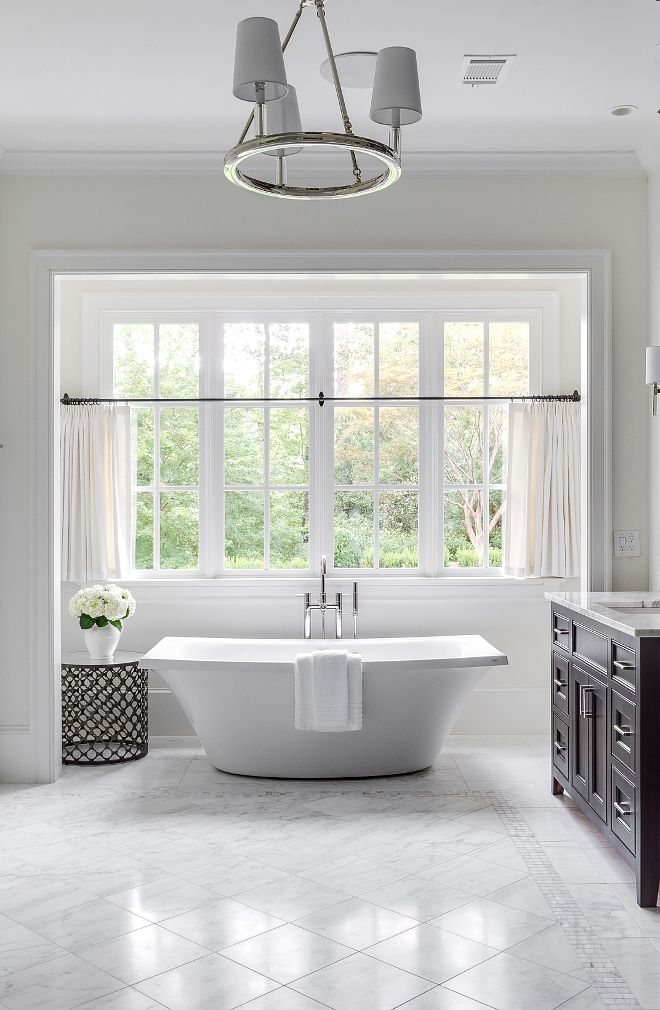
(295, 650), (362, 732)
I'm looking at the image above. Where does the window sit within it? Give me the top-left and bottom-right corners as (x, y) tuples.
(106, 308), (536, 577)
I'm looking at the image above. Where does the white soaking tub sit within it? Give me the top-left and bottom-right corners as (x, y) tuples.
(140, 636), (508, 778)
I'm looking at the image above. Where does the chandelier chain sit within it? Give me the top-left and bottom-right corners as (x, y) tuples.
(237, 0), (307, 146)
(314, 0), (362, 181)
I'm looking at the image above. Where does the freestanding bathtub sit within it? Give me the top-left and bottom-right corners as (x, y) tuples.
(140, 636), (508, 778)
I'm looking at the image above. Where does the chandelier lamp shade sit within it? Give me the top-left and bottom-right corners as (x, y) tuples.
(224, 0), (422, 200)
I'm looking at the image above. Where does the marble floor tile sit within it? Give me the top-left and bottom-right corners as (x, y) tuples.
(134, 952), (279, 1010)
(359, 838), (460, 874)
(232, 987), (330, 1009)
(430, 898), (553, 950)
(507, 923), (585, 977)
(289, 951), (434, 1010)
(0, 877), (96, 925)
(222, 922), (352, 983)
(78, 923), (209, 985)
(106, 877), (219, 923)
(160, 898), (284, 950)
(178, 855), (289, 896)
(232, 875), (350, 921)
(566, 884), (646, 939)
(0, 922), (62, 978)
(359, 875), (474, 921)
(76, 990), (168, 1010)
(398, 988), (507, 1009)
(366, 922), (498, 983)
(471, 839), (529, 873)
(539, 843), (606, 884)
(486, 877), (554, 918)
(76, 981), (165, 1005)
(26, 899), (150, 954)
(601, 936), (660, 1009)
(295, 896), (418, 950)
(418, 855), (527, 898)
(0, 951), (124, 1010)
(296, 854), (407, 896)
(443, 951), (589, 1010)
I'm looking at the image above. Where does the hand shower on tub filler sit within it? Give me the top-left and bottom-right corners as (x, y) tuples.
(300, 555), (358, 640)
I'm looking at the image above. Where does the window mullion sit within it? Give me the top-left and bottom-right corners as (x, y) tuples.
(153, 324), (161, 570)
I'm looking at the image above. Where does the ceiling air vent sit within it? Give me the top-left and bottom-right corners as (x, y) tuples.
(457, 54), (516, 87)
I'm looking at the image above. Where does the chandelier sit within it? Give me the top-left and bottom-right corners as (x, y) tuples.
(224, 0), (422, 200)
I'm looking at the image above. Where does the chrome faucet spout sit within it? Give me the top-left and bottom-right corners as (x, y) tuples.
(320, 554), (327, 603)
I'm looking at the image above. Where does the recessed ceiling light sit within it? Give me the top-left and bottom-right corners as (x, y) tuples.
(610, 105), (638, 116)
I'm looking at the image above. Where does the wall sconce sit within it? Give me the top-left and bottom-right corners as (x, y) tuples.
(647, 346), (660, 415)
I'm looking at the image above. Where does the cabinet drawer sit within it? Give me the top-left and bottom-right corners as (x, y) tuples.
(612, 642), (636, 693)
(552, 713), (569, 779)
(573, 623), (608, 672)
(611, 691), (636, 775)
(552, 652), (569, 717)
(553, 612), (570, 650)
(611, 766), (636, 855)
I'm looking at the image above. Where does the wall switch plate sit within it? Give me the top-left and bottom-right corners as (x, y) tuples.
(614, 530), (640, 557)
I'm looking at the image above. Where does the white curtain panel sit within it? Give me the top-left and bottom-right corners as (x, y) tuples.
(504, 401), (581, 578)
(61, 404), (132, 582)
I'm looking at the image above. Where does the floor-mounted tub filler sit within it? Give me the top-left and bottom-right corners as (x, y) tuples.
(140, 636), (508, 778)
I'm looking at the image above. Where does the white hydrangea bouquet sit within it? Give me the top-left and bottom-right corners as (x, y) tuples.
(69, 584), (136, 631)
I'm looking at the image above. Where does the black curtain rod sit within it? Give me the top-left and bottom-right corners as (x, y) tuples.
(61, 390), (580, 406)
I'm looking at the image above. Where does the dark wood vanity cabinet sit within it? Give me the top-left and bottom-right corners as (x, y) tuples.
(550, 604), (660, 907)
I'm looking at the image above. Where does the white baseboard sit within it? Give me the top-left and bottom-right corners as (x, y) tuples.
(449, 688), (551, 735)
(0, 727), (31, 783)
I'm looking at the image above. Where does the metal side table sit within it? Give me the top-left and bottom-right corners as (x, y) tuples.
(61, 652), (148, 764)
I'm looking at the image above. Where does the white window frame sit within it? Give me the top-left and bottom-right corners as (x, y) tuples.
(91, 291), (557, 579)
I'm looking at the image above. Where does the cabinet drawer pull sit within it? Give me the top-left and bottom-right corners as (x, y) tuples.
(554, 678), (567, 688)
(554, 741), (566, 752)
(613, 723), (632, 736)
(614, 800), (631, 817)
(579, 684), (593, 717)
(554, 629), (569, 636)
(613, 660), (635, 671)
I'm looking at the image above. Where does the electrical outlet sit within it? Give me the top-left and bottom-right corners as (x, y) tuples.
(613, 530), (640, 557)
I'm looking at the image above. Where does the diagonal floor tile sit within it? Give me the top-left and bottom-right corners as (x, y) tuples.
(507, 924), (585, 977)
(135, 951), (279, 1010)
(289, 951), (434, 1010)
(27, 898), (150, 953)
(295, 896), (418, 949)
(232, 876), (349, 920)
(566, 884), (646, 939)
(222, 923), (352, 983)
(78, 923), (209, 985)
(487, 877), (553, 918)
(418, 856), (527, 898)
(297, 854), (407, 896)
(106, 877), (219, 923)
(77, 990), (168, 1009)
(360, 876), (474, 920)
(179, 855), (288, 896)
(160, 897), (284, 950)
(0, 921), (63, 978)
(387, 985), (502, 1008)
(443, 950), (589, 1010)
(232, 988), (331, 1009)
(366, 922), (498, 983)
(0, 951), (124, 1010)
(430, 898), (553, 950)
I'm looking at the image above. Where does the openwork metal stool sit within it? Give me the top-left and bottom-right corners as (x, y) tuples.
(61, 652), (147, 764)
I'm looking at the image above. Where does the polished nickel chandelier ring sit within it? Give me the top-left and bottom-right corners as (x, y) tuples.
(224, 131), (402, 201)
(224, 0), (421, 201)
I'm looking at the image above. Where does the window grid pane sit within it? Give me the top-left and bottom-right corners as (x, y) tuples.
(443, 320), (527, 570)
(223, 322), (310, 570)
(333, 322), (419, 570)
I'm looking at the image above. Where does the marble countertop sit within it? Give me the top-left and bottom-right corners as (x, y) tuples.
(545, 591), (660, 637)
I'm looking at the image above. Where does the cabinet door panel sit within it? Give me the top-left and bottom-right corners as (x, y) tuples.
(611, 690), (636, 775)
(552, 713), (569, 779)
(570, 664), (590, 803)
(552, 652), (569, 718)
(589, 678), (608, 822)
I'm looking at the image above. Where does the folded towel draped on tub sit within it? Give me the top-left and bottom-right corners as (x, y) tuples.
(294, 650), (362, 731)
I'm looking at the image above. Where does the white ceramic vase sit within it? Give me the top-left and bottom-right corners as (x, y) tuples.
(84, 624), (121, 660)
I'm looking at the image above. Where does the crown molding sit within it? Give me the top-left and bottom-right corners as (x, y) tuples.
(0, 148), (645, 177)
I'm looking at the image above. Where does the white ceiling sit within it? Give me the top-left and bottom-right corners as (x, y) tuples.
(1, 0), (660, 170)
